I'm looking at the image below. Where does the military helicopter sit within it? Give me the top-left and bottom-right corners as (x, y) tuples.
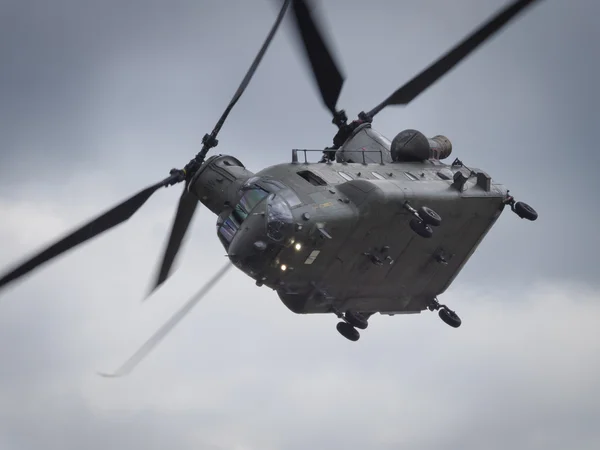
(0, 0), (541, 376)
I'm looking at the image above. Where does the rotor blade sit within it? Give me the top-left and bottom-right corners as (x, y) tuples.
(209, 0), (290, 140)
(366, 0), (542, 118)
(99, 262), (233, 378)
(144, 1), (290, 292)
(287, 0), (345, 116)
(148, 188), (198, 296)
(0, 174), (180, 293)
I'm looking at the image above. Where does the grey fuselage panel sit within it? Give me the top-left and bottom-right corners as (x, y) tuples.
(190, 152), (507, 317)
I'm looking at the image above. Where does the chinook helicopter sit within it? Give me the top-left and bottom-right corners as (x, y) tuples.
(0, 0), (541, 376)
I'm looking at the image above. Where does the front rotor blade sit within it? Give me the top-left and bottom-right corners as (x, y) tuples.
(209, 0), (290, 140)
(0, 175), (179, 293)
(144, 1), (290, 293)
(148, 188), (198, 296)
(366, 0), (542, 118)
(288, 0), (344, 116)
(99, 262), (233, 378)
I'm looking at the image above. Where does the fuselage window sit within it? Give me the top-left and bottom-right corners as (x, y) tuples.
(338, 171), (353, 181)
(297, 170), (328, 186)
(371, 171), (386, 180)
(436, 169), (453, 180)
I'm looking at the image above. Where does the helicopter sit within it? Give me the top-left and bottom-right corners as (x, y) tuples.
(0, 0), (541, 376)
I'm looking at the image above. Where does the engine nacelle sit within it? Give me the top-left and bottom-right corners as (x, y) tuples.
(390, 129), (452, 162)
(188, 154), (255, 215)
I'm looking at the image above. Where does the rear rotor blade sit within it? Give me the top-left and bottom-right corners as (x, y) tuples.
(147, 0), (291, 294)
(366, 0), (542, 118)
(287, 0), (345, 117)
(99, 262), (232, 378)
(0, 174), (181, 293)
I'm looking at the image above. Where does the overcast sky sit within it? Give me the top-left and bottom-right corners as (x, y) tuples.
(0, 0), (599, 449)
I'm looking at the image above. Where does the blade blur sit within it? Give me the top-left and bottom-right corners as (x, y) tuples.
(99, 262), (233, 378)
(148, 0), (292, 295)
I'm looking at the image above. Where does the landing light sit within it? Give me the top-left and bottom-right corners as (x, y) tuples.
(280, 264), (287, 271)
(294, 242), (302, 251)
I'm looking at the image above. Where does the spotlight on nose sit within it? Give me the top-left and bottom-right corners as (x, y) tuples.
(294, 242), (302, 251)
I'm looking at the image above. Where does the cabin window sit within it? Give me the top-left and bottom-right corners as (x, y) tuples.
(371, 171), (386, 180)
(338, 171), (354, 181)
(297, 170), (327, 186)
(404, 172), (419, 181)
(437, 169), (453, 180)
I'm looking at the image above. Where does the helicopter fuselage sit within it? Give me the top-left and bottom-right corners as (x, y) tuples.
(188, 126), (508, 317)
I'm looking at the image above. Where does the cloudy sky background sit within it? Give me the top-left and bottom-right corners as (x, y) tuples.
(0, 0), (599, 448)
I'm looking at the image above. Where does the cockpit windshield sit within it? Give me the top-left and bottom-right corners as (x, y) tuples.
(266, 193), (294, 242)
(217, 176), (303, 249)
(239, 188), (267, 217)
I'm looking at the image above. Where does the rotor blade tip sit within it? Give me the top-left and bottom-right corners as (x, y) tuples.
(96, 371), (122, 378)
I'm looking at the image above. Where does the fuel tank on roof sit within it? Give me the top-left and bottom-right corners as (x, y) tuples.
(391, 129), (452, 162)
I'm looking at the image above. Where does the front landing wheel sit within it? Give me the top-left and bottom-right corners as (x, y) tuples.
(439, 308), (461, 328)
(336, 322), (360, 341)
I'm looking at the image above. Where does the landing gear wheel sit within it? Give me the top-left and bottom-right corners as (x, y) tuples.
(439, 308), (461, 328)
(336, 322), (360, 341)
(410, 218), (433, 238)
(345, 311), (368, 330)
(418, 206), (442, 227)
(514, 202), (538, 221)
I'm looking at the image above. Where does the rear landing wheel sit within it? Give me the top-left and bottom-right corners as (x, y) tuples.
(410, 218), (433, 238)
(336, 322), (360, 341)
(514, 201), (538, 221)
(418, 206), (442, 227)
(439, 308), (461, 328)
(345, 311), (368, 329)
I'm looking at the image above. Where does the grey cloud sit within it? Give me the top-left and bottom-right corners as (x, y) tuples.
(1, 235), (599, 450)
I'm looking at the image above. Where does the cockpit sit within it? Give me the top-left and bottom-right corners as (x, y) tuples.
(216, 176), (300, 251)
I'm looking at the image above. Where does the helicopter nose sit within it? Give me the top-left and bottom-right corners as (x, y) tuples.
(227, 203), (270, 270)
(227, 192), (296, 278)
